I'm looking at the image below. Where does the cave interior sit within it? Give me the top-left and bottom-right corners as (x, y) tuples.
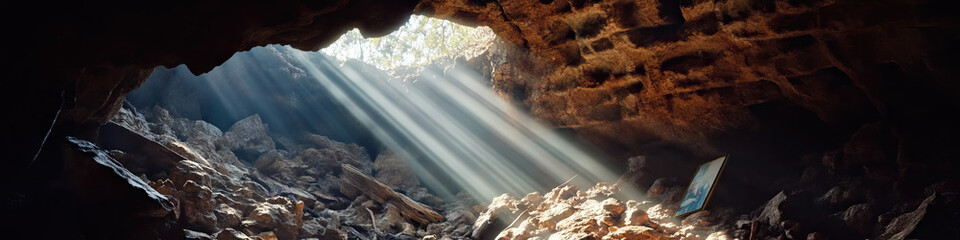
(1, 0), (959, 239)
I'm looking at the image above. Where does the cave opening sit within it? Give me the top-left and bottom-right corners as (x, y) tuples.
(116, 15), (636, 239)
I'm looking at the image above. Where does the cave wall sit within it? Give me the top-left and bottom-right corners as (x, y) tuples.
(418, 0), (959, 160)
(1, 0), (419, 190)
(418, 0), (960, 237)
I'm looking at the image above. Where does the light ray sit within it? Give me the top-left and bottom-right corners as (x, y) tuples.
(287, 45), (630, 202)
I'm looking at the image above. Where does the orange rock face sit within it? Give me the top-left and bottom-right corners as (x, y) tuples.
(417, 0), (958, 162)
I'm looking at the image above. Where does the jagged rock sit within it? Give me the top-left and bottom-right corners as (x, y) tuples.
(296, 148), (340, 174)
(816, 185), (867, 208)
(242, 198), (302, 240)
(181, 180), (219, 233)
(837, 203), (875, 235)
(683, 210), (718, 227)
(57, 137), (179, 238)
(807, 232), (828, 240)
(489, 182), (721, 240)
(519, 192), (543, 211)
(602, 198), (625, 217)
(878, 194), (936, 240)
(473, 194), (520, 239)
(623, 200), (650, 226)
(60, 106), (476, 239)
(373, 150), (420, 190)
(182, 120), (224, 150)
(647, 178), (667, 197)
(706, 232), (732, 240)
(603, 226), (657, 240)
(536, 202), (575, 229)
(301, 134), (371, 173)
(215, 204), (243, 229)
(98, 121), (185, 175)
(555, 199), (616, 233)
(154, 107), (223, 149)
(254, 150), (287, 175)
(299, 218), (327, 238)
(169, 160), (215, 188)
(298, 176), (316, 183)
(544, 185), (578, 201)
(759, 192), (788, 228)
(215, 228), (250, 240)
(221, 114), (276, 161)
(256, 232), (279, 240)
(111, 106), (154, 136)
(184, 229), (214, 240)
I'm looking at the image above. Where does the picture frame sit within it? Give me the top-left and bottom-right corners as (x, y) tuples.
(675, 155), (728, 218)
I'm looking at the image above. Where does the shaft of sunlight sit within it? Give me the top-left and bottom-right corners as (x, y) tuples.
(288, 45), (628, 202)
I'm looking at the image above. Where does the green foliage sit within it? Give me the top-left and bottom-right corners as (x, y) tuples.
(321, 15), (495, 70)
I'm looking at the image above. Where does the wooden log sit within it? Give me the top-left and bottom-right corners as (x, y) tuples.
(339, 164), (445, 225)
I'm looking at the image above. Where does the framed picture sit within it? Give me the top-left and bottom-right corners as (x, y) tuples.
(675, 155), (727, 218)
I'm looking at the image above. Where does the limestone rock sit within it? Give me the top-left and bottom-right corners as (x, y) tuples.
(215, 228), (250, 240)
(184, 229), (214, 240)
(242, 198), (302, 240)
(296, 148), (340, 174)
(181, 180), (219, 233)
(603, 226), (657, 240)
(472, 194), (520, 239)
(623, 200), (650, 226)
(487, 182), (722, 240)
(256, 232), (279, 240)
(878, 194), (936, 240)
(215, 204), (243, 229)
(759, 192), (788, 228)
(221, 114), (276, 160)
(838, 203), (876, 235)
(301, 134), (372, 173)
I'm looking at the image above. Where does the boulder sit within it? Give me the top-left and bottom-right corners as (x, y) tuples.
(302, 134), (372, 173)
(241, 198), (302, 240)
(602, 226), (658, 240)
(758, 192), (788, 229)
(472, 194), (520, 239)
(623, 200), (650, 226)
(57, 137), (178, 238)
(215, 228), (250, 240)
(215, 204), (243, 229)
(184, 229), (214, 240)
(98, 121), (185, 174)
(181, 180), (219, 233)
(837, 203), (875, 235)
(296, 148), (340, 174)
(221, 114), (276, 161)
(878, 194), (936, 240)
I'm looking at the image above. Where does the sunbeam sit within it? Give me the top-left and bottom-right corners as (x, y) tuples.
(285, 46), (629, 202)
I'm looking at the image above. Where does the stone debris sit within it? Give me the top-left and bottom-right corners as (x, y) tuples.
(103, 106), (478, 239)
(476, 182), (729, 240)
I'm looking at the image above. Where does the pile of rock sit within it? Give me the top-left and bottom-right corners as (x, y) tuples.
(102, 106), (478, 239)
(472, 182), (730, 240)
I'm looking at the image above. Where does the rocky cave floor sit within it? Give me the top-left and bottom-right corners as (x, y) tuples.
(56, 99), (953, 240)
(94, 104), (733, 240)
